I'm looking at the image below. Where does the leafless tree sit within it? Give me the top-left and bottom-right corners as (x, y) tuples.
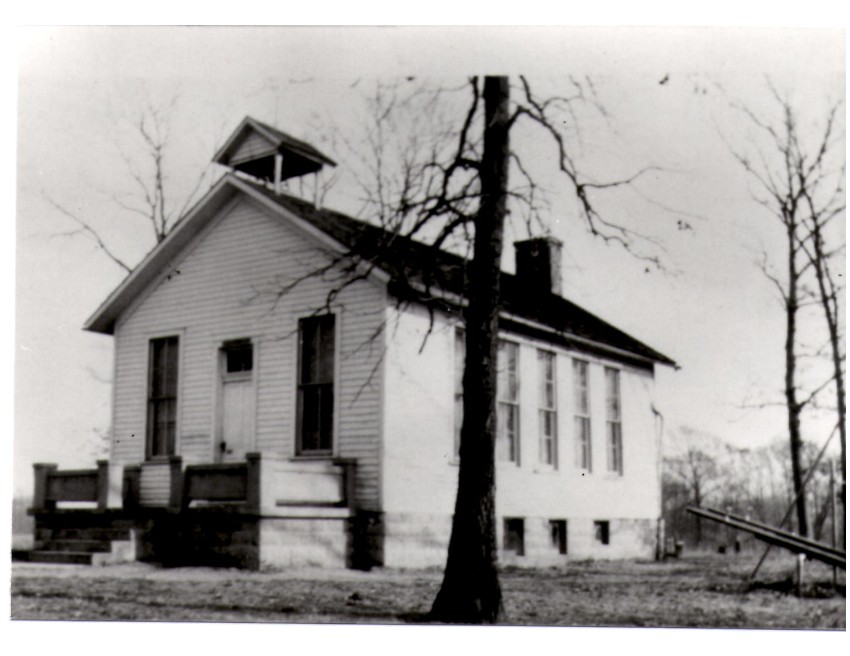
(796, 111), (846, 507)
(310, 76), (669, 623)
(266, 75), (670, 622)
(727, 84), (845, 537)
(45, 99), (213, 273)
(664, 426), (725, 546)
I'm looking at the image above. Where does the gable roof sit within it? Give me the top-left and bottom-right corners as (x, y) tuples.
(84, 172), (674, 369)
(242, 179), (675, 369)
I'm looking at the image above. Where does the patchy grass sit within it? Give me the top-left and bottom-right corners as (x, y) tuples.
(10, 553), (845, 628)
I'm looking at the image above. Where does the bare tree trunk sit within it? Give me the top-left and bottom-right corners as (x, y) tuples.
(727, 93), (845, 541)
(809, 216), (846, 509)
(430, 76), (510, 624)
(784, 221), (809, 537)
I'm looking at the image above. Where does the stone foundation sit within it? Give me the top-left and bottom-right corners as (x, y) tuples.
(380, 512), (659, 568)
(259, 516), (348, 569)
(28, 508), (659, 570)
(382, 512), (452, 568)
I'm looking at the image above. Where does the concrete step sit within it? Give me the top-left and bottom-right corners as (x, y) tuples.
(37, 539), (113, 553)
(15, 550), (94, 565)
(37, 527), (133, 542)
(34, 516), (138, 531)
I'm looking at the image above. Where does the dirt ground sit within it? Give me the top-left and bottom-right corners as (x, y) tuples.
(10, 552), (846, 628)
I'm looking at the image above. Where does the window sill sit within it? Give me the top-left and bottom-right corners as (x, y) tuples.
(144, 455), (181, 464)
(290, 454), (335, 461)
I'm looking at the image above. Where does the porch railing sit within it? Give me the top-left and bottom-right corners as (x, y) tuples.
(32, 453), (357, 515)
(182, 453), (357, 513)
(182, 462), (249, 507)
(32, 460), (123, 511)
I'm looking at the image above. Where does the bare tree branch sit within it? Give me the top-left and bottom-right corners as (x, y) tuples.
(43, 196), (133, 273)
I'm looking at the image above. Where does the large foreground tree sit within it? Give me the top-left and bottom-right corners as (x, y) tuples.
(429, 76), (511, 623)
(334, 76), (666, 623)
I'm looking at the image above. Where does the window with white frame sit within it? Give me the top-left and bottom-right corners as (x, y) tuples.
(497, 340), (520, 463)
(605, 367), (623, 475)
(147, 336), (179, 459)
(573, 359), (591, 471)
(453, 328), (465, 459)
(538, 349), (557, 467)
(296, 314), (335, 455)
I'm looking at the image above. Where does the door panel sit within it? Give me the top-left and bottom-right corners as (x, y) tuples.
(220, 378), (254, 462)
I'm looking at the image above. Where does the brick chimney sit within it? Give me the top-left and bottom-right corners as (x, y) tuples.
(514, 237), (563, 296)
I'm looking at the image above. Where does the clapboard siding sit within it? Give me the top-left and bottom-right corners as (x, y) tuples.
(231, 131), (275, 164)
(139, 461), (172, 506)
(111, 195), (385, 510)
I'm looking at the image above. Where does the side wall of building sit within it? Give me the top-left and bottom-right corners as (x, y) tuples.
(110, 194), (386, 510)
(380, 303), (662, 567)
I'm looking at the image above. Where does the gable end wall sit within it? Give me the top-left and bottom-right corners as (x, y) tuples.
(110, 194), (385, 510)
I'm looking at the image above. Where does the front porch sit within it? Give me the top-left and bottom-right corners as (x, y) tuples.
(19, 454), (378, 570)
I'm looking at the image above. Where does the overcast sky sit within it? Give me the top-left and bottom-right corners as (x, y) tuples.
(9, 25), (846, 495)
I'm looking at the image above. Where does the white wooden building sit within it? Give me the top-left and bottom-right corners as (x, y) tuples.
(24, 117), (675, 570)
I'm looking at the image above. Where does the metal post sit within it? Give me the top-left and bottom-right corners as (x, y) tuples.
(830, 460), (838, 588)
(749, 424), (838, 582)
(796, 553), (805, 598)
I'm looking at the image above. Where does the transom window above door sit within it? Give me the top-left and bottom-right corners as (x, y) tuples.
(224, 339), (253, 374)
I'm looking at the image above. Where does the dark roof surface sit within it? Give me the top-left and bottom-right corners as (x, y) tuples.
(245, 178), (675, 368)
(249, 117), (337, 167)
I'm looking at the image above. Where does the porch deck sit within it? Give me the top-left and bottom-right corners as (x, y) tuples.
(20, 454), (366, 569)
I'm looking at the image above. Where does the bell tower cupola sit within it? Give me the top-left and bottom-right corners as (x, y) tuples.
(213, 116), (336, 195)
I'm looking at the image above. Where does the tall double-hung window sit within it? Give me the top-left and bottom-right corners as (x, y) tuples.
(297, 314), (335, 455)
(573, 359), (591, 471)
(497, 340), (520, 463)
(538, 350), (557, 467)
(147, 336), (179, 459)
(605, 367), (623, 475)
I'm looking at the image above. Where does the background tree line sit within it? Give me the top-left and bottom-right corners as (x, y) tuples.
(663, 425), (843, 551)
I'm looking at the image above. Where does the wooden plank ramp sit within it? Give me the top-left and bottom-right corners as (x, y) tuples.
(686, 505), (845, 569)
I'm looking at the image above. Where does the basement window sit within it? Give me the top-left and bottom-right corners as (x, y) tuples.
(594, 520), (610, 546)
(503, 518), (525, 556)
(550, 519), (567, 554)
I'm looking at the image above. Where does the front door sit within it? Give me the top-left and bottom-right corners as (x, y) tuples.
(218, 340), (254, 462)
